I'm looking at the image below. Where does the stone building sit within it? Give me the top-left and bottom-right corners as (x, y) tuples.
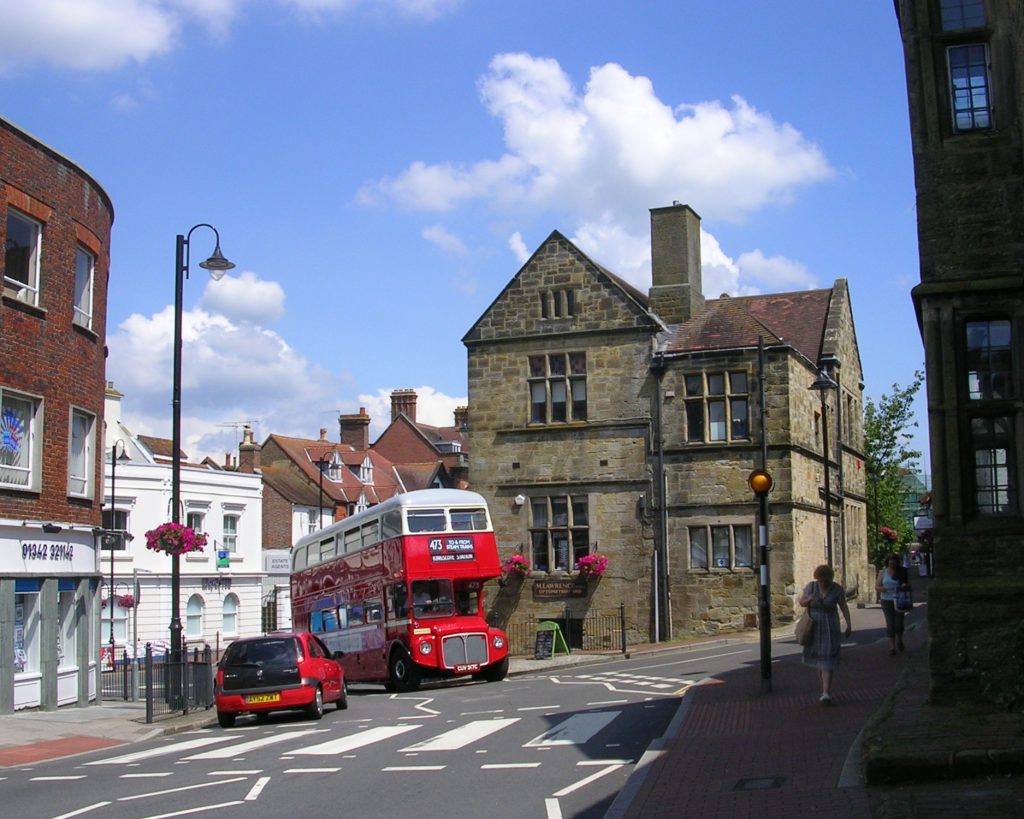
(1, 116), (113, 712)
(896, 0), (1024, 705)
(465, 203), (868, 645)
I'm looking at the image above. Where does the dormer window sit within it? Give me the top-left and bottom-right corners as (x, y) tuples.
(359, 455), (372, 484)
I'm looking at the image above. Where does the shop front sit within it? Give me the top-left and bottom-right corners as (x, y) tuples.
(1, 523), (101, 713)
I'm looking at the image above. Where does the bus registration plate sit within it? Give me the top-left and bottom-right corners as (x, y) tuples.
(246, 693), (281, 704)
(454, 663), (480, 673)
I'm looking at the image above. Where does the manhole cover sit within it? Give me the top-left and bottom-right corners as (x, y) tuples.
(734, 777), (785, 791)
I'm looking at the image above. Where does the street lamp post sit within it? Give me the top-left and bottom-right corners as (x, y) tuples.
(170, 225), (234, 672)
(314, 451), (333, 530)
(107, 440), (130, 654)
(810, 367), (839, 567)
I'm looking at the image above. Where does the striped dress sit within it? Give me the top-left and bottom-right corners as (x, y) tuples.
(801, 581), (846, 671)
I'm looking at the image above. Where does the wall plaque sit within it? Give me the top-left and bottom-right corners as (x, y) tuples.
(532, 578), (588, 600)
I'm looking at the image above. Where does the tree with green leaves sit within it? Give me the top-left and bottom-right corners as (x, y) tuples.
(863, 370), (925, 568)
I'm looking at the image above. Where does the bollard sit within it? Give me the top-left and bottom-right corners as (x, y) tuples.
(144, 643), (154, 724)
(620, 602), (627, 654)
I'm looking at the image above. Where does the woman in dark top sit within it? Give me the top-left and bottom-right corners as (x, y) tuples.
(798, 564), (853, 705)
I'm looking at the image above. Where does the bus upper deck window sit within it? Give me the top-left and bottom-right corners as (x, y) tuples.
(451, 508), (488, 531)
(407, 508), (446, 533)
(382, 510), (402, 539)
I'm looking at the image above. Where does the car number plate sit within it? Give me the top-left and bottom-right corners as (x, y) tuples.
(246, 693), (280, 704)
(454, 663), (480, 673)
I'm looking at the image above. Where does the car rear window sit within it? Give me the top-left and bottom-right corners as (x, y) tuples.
(225, 638), (298, 666)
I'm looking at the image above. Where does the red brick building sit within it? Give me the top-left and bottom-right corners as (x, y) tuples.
(1, 116), (113, 712)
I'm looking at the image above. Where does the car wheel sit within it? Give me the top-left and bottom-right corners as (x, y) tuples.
(389, 650), (422, 693)
(305, 686), (324, 720)
(217, 710), (236, 728)
(336, 680), (349, 711)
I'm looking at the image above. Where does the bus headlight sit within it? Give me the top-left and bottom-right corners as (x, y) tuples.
(418, 641), (433, 656)
(492, 635), (505, 650)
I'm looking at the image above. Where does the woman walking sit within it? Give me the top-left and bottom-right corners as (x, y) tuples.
(876, 554), (908, 654)
(798, 564), (853, 705)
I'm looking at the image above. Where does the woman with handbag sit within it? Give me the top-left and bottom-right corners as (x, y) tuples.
(876, 554), (909, 655)
(798, 564), (853, 705)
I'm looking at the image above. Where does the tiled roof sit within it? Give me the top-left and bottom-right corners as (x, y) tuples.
(137, 434), (184, 461)
(393, 462), (445, 492)
(260, 464), (322, 506)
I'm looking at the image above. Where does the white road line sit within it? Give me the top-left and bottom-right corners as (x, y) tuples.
(289, 724), (420, 755)
(586, 699), (628, 706)
(120, 773), (174, 778)
(283, 767), (341, 773)
(117, 776), (248, 801)
(137, 801), (245, 819)
(552, 764), (624, 797)
(524, 712), (619, 747)
(461, 709), (506, 715)
(630, 649), (751, 672)
(31, 776), (87, 781)
(85, 735), (235, 765)
(545, 797), (563, 819)
(245, 776), (270, 800)
(517, 705), (560, 711)
(579, 759), (633, 766)
(481, 762), (542, 769)
(184, 730), (328, 760)
(50, 802), (111, 819)
(399, 718), (519, 752)
(208, 770), (262, 776)
(382, 765), (445, 772)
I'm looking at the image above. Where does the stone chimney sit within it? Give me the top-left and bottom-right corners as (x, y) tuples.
(648, 203), (705, 324)
(391, 389), (418, 423)
(339, 407), (370, 450)
(238, 424), (261, 473)
(453, 406), (468, 431)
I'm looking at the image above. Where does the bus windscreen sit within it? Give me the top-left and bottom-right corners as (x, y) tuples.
(407, 509), (446, 533)
(451, 508), (488, 531)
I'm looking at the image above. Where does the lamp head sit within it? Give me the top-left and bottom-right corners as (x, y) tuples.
(748, 469), (773, 497)
(199, 243), (235, 280)
(809, 368), (838, 392)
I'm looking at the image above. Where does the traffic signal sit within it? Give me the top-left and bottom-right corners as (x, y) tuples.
(748, 468), (773, 497)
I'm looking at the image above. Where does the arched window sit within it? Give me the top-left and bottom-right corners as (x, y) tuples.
(223, 594), (239, 636)
(186, 594), (205, 639)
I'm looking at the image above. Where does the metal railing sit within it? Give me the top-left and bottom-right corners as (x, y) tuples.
(100, 644), (215, 722)
(499, 604), (628, 657)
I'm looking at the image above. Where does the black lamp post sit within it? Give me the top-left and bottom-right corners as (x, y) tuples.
(314, 451), (333, 530)
(107, 439), (130, 653)
(171, 225), (234, 669)
(810, 367), (839, 567)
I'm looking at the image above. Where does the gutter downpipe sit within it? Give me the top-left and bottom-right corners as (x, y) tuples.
(650, 350), (669, 642)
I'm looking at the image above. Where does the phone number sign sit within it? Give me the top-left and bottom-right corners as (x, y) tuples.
(428, 537), (476, 563)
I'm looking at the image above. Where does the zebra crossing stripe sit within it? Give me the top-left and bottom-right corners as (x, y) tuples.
(399, 718), (520, 752)
(288, 724), (420, 755)
(184, 730), (330, 760)
(85, 736), (236, 765)
(524, 712), (620, 747)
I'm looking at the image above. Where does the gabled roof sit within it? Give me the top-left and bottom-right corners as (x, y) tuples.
(393, 462), (448, 492)
(260, 463), (323, 507)
(663, 288), (833, 365)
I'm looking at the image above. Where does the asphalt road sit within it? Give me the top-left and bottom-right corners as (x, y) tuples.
(0, 639), (792, 819)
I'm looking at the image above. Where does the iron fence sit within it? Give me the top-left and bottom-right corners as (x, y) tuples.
(100, 644), (215, 722)
(499, 604), (628, 657)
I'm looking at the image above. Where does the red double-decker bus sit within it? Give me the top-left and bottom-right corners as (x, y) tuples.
(290, 489), (509, 692)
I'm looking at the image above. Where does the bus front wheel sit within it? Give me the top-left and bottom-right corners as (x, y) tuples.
(480, 657), (509, 682)
(389, 650), (422, 692)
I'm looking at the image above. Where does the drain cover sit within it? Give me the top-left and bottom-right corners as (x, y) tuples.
(734, 777), (785, 791)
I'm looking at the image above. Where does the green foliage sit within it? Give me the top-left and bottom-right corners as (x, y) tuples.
(864, 371), (924, 567)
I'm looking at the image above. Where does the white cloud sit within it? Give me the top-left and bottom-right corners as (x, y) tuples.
(508, 232), (530, 265)
(735, 249), (817, 291)
(422, 225), (468, 255)
(199, 270), (286, 324)
(357, 386), (467, 441)
(107, 302), (353, 462)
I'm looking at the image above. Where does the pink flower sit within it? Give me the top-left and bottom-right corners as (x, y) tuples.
(576, 553), (608, 577)
(144, 522), (207, 556)
(502, 554), (532, 577)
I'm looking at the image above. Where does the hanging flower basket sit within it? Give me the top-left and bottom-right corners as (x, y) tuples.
(144, 522), (207, 556)
(102, 594), (135, 609)
(576, 553), (608, 578)
(501, 554), (532, 580)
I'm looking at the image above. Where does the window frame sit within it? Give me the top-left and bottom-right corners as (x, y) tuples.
(0, 387), (42, 492)
(946, 42), (993, 132)
(222, 593), (239, 637)
(683, 370), (750, 444)
(4, 209), (42, 306)
(222, 514), (239, 553)
(186, 594), (205, 639)
(688, 523), (755, 571)
(529, 494), (590, 573)
(73, 245), (95, 330)
(527, 352), (588, 425)
(68, 407), (95, 499)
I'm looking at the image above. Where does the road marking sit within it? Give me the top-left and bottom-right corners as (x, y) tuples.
(481, 762), (542, 769)
(461, 709), (506, 715)
(245, 776), (270, 800)
(518, 705), (559, 711)
(85, 736), (235, 765)
(545, 797), (563, 819)
(208, 770), (262, 776)
(137, 800), (245, 818)
(382, 765), (445, 772)
(50, 802), (111, 819)
(552, 763), (624, 796)
(586, 699), (628, 706)
(579, 758), (632, 765)
(289, 724), (419, 755)
(184, 730), (328, 760)
(630, 649), (751, 673)
(120, 772), (174, 778)
(524, 712), (619, 747)
(399, 718), (519, 752)
(283, 767), (341, 773)
(31, 775), (86, 781)
(117, 777), (248, 801)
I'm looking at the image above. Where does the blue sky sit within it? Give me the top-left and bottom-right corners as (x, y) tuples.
(0, 0), (929, 470)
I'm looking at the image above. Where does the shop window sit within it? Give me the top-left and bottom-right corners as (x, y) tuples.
(0, 388), (41, 490)
(58, 591), (77, 667)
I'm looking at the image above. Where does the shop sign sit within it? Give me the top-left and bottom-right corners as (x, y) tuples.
(532, 578), (588, 600)
(2, 532), (97, 575)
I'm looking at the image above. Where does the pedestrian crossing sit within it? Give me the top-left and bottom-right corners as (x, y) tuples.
(567, 670), (695, 693)
(84, 711), (627, 768)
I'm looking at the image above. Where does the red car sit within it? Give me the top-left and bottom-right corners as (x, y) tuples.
(215, 632), (347, 728)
